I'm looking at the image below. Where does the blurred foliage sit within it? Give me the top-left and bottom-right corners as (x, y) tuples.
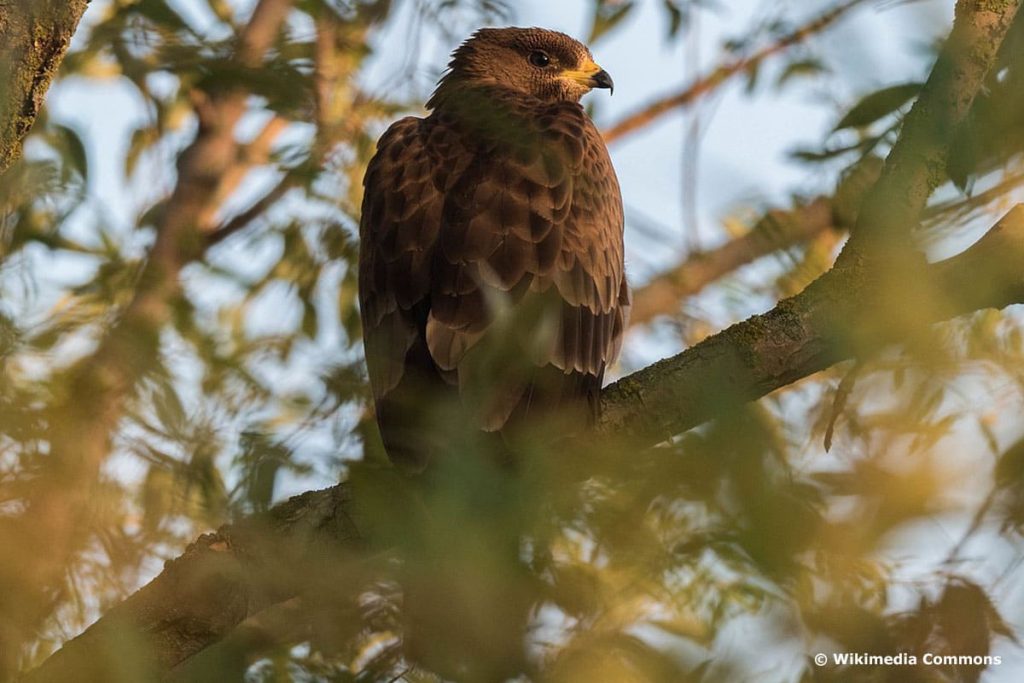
(1, 1), (1024, 682)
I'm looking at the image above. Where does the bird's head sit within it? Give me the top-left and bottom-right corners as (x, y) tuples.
(431, 27), (614, 105)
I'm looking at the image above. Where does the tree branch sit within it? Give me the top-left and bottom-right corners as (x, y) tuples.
(0, 0), (90, 174)
(22, 486), (361, 683)
(602, 0), (867, 145)
(608, 0), (1022, 441)
(206, 174), (297, 246)
(628, 155), (887, 328)
(600, 205), (1024, 442)
(839, 0), (1021, 259)
(199, 115), (290, 232)
(205, 11), (356, 247)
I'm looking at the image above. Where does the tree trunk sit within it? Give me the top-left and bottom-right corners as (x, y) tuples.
(0, 0), (90, 174)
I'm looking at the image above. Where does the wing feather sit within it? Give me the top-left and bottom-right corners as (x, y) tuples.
(359, 89), (629, 466)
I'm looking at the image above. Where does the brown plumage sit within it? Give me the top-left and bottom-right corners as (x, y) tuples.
(359, 27), (629, 471)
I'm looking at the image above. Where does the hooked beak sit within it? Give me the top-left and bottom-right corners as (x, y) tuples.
(591, 69), (614, 94)
(563, 58), (615, 95)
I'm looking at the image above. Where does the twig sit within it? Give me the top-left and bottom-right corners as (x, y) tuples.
(207, 173), (297, 246)
(602, 0), (869, 145)
(924, 170), (1024, 224)
(200, 115), (290, 231)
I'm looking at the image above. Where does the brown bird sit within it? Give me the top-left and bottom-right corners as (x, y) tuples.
(359, 27), (629, 471)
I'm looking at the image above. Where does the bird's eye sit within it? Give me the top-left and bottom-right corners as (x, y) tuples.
(528, 51), (551, 67)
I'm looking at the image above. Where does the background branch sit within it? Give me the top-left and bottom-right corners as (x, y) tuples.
(629, 197), (835, 327)
(629, 156), (884, 328)
(602, 0), (867, 145)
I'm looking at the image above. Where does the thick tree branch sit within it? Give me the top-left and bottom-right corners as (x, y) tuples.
(602, 0), (867, 145)
(609, 0), (1022, 440)
(600, 205), (1024, 441)
(22, 486), (361, 683)
(0, 0), (90, 174)
(839, 0), (1021, 259)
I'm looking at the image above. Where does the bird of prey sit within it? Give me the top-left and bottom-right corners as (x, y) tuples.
(359, 27), (628, 471)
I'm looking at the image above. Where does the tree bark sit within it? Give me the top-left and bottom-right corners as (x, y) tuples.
(0, 0), (90, 174)
(21, 486), (362, 683)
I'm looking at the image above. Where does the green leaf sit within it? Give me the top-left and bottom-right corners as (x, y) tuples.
(663, 0), (686, 38)
(589, 1), (635, 43)
(777, 58), (828, 88)
(192, 59), (313, 118)
(131, 0), (195, 34)
(140, 465), (176, 531)
(237, 432), (291, 512)
(125, 126), (159, 178)
(138, 198), (168, 228)
(52, 124), (89, 182)
(744, 60), (761, 93)
(151, 379), (187, 435)
(301, 299), (318, 339)
(790, 146), (853, 163)
(996, 439), (1024, 488)
(833, 82), (923, 132)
